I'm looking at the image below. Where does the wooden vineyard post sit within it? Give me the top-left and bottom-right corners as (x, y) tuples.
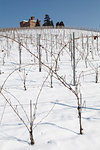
(73, 32), (76, 86)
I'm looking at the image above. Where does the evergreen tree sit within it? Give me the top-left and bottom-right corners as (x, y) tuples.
(43, 14), (54, 26)
(35, 19), (40, 27)
(50, 20), (54, 27)
(43, 14), (50, 26)
(59, 21), (65, 27)
(56, 22), (60, 27)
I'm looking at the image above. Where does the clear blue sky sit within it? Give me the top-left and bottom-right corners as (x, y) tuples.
(0, 0), (100, 29)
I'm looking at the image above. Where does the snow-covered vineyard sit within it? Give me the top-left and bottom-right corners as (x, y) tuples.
(0, 28), (100, 150)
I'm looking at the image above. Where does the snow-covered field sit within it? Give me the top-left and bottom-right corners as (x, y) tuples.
(0, 28), (100, 150)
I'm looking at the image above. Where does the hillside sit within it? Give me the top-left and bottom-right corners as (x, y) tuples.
(0, 28), (100, 150)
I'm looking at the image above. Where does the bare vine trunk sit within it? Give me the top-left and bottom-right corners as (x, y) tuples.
(30, 125), (34, 145)
(30, 100), (34, 145)
(78, 105), (83, 134)
(77, 95), (83, 135)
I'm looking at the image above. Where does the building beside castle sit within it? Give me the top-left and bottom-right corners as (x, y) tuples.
(20, 16), (41, 27)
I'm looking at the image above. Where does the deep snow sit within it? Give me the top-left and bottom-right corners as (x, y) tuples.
(0, 28), (100, 150)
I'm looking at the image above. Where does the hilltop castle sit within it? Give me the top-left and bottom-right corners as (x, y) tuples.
(20, 16), (41, 27)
